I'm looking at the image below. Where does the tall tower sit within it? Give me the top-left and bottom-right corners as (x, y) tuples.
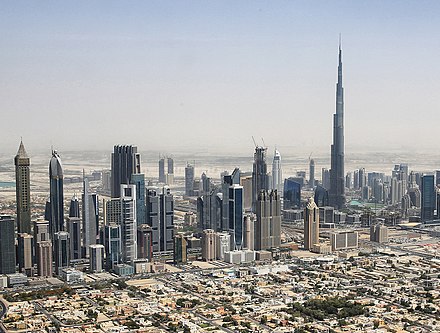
(309, 159), (315, 188)
(49, 150), (64, 236)
(82, 174), (98, 257)
(0, 216), (16, 274)
(252, 146), (268, 211)
(304, 197), (319, 251)
(185, 163), (195, 196)
(255, 190), (281, 251)
(329, 40), (345, 210)
(69, 194), (80, 218)
(15, 140), (31, 234)
(272, 149), (282, 192)
(111, 145), (141, 198)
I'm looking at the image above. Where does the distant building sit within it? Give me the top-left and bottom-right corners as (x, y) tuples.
(0, 216), (16, 274)
(304, 198), (319, 251)
(284, 178), (301, 209)
(54, 231), (70, 275)
(252, 146), (269, 211)
(67, 217), (81, 260)
(314, 185), (329, 207)
(202, 229), (216, 261)
(89, 244), (105, 273)
(131, 173), (146, 226)
(421, 175), (435, 221)
(82, 175), (98, 258)
(137, 224), (153, 261)
(370, 224), (388, 243)
(228, 184), (244, 250)
(146, 187), (174, 253)
(255, 190), (281, 251)
(69, 194), (80, 218)
(158, 157), (174, 184)
(216, 232), (230, 260)
(15, 140), (31, 234)
(185, 163), (195, 196)
(111, 145), (141, 198)
(330, 231), (358, 251)
(17, 233), (33, 276)
(49, 150), (64, 237)
(243, 214), (255, 250)
(34, 219), (52, 277)
(272, 149), (282, 192)
(103, 224), (122, 270)
(309, 159), (315, 188)
(173, 234), (187, 264)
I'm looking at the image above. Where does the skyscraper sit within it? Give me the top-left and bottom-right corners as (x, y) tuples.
(49, 150), (64, 236)
(146, 187), (174, 253)
(421, 175), (435, 222)
(309, 158), (315, 188)
(137, 224), (153, 261)
(18, 233), (34, 276)
(158, 156), (174, 184)
(82, 175), (98, 257)
(329, 41), (345, 210)
(15, 140), (31, 234)
(173, 233), (187, 264)
(228, 184), (244, 250)
(272, 149), (282, 192)
(111, 145), (141, 198)
(89, 244), (105, 273)
(54, 231), (70, 275)
(185, 163), (195, 196)
(0, 216), (16, 274)
(67, 217), (81, 260)
(252, 146), (268, 211)
(304, 197), (319, 251)
(130, 173), (146, 226)
(201, 229), (216, 261)
(69, 194), (80, 218)
(255, 190), (281, 250)
(158, 158), (166, 183)
(34, 219), (53, 277)
(283, 178), (301, 209)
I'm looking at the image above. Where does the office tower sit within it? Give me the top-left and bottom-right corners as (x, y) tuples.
(255, 190), (281, 250)
(284, 178), (301, 209)
(106, 184), (137, 263)
(69, 194), (80, 218)
(49, 150), (64, 236)
(18, 233), (34, 276)
(309, 158), (315, 188)
(329, 42), (345, 210)
(372, 179), (384, 203)
(228, 184), (244, 250)
(173, 234), (187, 264)
(201, 229), (216, 261)
(158, 157), (166, 183)
(304, 197), (319, 251)
(345, 172), (352, 189)
(104, 224), (122, 270)
(101, 170), (111, 194)
(82, 175), (98, 258)
(146, 187), (174, 253)
(216, 232), (230, 260)
(130, 173), (146, 226)
(137, 224), (153, 261)
(185, 163), (195, 196)
(358, 168), (366, 189)
(89, 244), (104, 273)
(197, 188), (222, 231)
(421, 175), (435, 222)
(15, 140), (31, 234)
(167, 157), (174, 184)
(370, 224), (388, 243)
(54, 231), (70, 275)
(240, 173), (253, 211)
(34, 219), (52, 277)
(221, 174), (233, 231)
(243, 214), (255, 250)
(272, 149), (282, 192)
(0, 216), (16, 274)
(111, 145), (141, 198)
(252, 146), (269, 211)
(314, 185), (329, 207)
(353, 170), (359, 190)
(321, 168), (330, 190)
(67, 217), (81, 260)
(330, 231), (358, 251)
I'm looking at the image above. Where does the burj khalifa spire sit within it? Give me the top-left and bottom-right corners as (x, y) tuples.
(329, 38), (345, 209)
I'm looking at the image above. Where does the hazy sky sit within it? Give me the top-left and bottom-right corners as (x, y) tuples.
(1, 1), (440, 155)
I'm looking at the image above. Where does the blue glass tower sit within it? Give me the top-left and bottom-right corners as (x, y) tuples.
(421, 175), (435, 222)
(131, 173), (146, 226)
(229, 184), (244, 250)
(283, 178), (301, 209)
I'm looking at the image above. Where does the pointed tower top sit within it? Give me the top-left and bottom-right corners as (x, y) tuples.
(339, 33), (342, 50)
(16, 139), (28, 158)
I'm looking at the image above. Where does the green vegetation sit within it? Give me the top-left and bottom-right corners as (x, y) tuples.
(4, 286), (73, 302)
(286, 297), (366, 321)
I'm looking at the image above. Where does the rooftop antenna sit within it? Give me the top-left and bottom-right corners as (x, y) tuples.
(339, 33), (341, 50)
(261, 137), (267, 148)
(251, 136), (257, 148)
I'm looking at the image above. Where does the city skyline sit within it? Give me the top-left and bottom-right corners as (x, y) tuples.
(1, 1), (440, 154)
